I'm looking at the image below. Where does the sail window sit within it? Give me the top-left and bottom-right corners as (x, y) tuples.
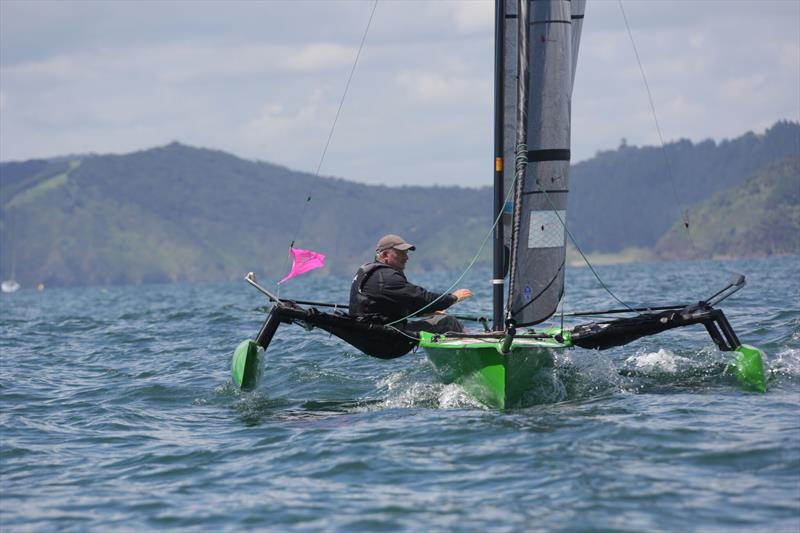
(527, 210), (566, 249)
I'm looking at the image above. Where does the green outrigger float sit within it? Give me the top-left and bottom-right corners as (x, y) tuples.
(231, 0), (767, 406)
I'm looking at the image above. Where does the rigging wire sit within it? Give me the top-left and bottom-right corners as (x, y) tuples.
(280, 0), (379, 283)
(617, 0), (698, 251)
(617, 0), (735, 298)
(511, 142), (635, 313)
(385, 160), (523, 327)
(539, 181), (636, 313)
(384, 141), (636, 328)
(378, 1), (731, 330)
(385, 140), (635, 327)
(279, 1), (688, 326)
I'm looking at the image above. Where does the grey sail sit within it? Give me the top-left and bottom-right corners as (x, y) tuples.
(506, 0), (574, 327)
(502, 0), (580, 252)
(501, 0), (519, 253)
(570, 0), (586, 93)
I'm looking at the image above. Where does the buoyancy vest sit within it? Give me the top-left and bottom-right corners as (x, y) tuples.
(349, 261), (396, 322)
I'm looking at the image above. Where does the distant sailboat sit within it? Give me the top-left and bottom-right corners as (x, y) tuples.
(1, 236), (20, 293)
(1, 280), (20, 293)
(2, 200), (20, 293)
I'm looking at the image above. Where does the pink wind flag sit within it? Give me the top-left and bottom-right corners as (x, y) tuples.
(278, 247), (326, 284)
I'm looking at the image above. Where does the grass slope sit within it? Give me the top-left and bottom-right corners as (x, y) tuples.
(1, 121), (797, 287)
(1, 143), (490, 287)
(655, 157), (800, 259)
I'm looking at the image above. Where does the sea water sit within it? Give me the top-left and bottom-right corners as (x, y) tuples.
(1, 256), (798, 531)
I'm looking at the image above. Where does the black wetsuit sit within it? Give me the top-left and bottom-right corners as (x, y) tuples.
(349, 262), (462, 334)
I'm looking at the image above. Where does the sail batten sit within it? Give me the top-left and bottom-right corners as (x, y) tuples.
(504, 0), (575, 327)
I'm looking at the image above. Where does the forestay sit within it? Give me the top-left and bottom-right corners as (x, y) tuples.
(504, 0), (582, 327)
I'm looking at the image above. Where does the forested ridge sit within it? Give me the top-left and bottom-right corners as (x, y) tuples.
(1, 120), (797, 287)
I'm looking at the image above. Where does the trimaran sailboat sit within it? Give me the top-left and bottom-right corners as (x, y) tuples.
(232, 0), (767, 407)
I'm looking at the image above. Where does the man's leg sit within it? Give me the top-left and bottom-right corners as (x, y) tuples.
(406, 314), (464, 334)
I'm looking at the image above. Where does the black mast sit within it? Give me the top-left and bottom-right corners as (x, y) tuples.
(492, 0), (506, 331)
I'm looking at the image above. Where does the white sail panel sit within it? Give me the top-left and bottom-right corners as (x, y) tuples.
(527, 210), (566, 248)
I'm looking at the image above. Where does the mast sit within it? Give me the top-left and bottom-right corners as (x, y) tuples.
(492, 0), (506, 331)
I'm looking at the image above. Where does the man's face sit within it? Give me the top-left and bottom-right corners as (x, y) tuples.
(382, 248), (409, 271)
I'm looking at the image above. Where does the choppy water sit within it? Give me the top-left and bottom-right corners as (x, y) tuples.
(1, 256), (799, 531)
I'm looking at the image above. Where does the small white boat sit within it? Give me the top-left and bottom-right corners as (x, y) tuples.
(1, 280), (20, 293)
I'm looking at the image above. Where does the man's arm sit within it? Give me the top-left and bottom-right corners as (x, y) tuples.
(380, 270), (458, 314)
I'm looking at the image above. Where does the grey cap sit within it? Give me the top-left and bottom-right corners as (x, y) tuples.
(376, 234), (416, 252)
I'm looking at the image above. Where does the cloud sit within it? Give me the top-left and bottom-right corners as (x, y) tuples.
(3, 41), (358, 85)
(0, 0), (797, 187)
(396, 69), (490, 106)
(240, 90), (328, 165)
(451, 1), (493, 34)
(569, 0), (800, 161)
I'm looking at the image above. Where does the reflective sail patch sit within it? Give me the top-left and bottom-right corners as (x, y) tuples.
(527, 210), (566, 248)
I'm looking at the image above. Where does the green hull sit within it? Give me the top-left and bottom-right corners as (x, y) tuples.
(419, 331), (569, 409)
(419, 332), (768, 406)
(232, 340), (259, 390)
(733, 344), (767, 392)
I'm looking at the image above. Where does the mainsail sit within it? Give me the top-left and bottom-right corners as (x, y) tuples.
(504, 0), (578, 326)
(570, 0), (586, 93)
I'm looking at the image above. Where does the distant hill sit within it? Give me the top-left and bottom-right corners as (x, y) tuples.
(1, 120), (798, 287)
(0, 143), (490, 287)
(654, 157), (800, 259)
(568, 120), (799, 252)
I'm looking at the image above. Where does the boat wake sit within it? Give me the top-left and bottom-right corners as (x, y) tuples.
(770, 347), (800, 380)
(616, 345), (771, 393)
(371, 369), (487, 410)
(624, 348), (695, 374)
(220, 342), (795, 417)
(371, 344), (787, 409)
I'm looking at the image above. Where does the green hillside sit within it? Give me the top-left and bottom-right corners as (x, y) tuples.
(569, 120), (799, 252)
(655, 157), (800, 259)
(1, 121), (798, 288)
(0, 143), (491, 287)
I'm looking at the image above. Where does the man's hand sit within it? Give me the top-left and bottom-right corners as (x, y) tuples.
(452, 288), (473, 302)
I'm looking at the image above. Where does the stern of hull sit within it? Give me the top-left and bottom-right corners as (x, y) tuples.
(420, 332), (567, 408)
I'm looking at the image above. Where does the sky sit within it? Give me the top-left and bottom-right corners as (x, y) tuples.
(1, 0), (798, 188)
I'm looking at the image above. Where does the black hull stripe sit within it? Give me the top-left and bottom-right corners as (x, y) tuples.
(531, 20), (571, 25)
(528, 149), (571, 162)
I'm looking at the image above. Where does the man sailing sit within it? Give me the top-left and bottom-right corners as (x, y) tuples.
(349, 234), (472, 334)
